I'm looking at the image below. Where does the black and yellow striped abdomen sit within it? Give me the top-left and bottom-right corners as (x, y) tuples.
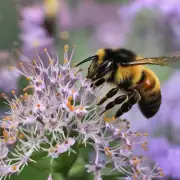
(136, 67), (161, 118)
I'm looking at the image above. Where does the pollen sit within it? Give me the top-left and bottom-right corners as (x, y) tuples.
(36, 104), (41, 108)
(11, 165), (17, 171)
(64, 44), (69, 51)
(64, 58), (68, 63)
(135, 132), (141, 136)
(12, 90), (16, 94)
(19, 62), (23, 66)
(26, 77), (31, 81)
(79, 106), (84, 110)
(158, 168), (164, 176)
(68, 96), (73, 102)
(71, 90), (75, 94)
(44, 48), (47, 52)
(9, 66), (14, 70)
(135, 169), (141, 175)
(3, 116), (11, 121)
(49, 59), (53, 64)
(131, 156), (140, 166)
(10, 136), (15, 141)
(23, 93), (29, 99)
(3, 130), (9, 140)
(132, 175), (138, 179)
(143, 132), (148, 136)
(141, 142), (148, 151)
(49, 147), (55, 153)
(19, 133), (25, 139)
(103, 116), (115, 122)
(32, 60), (36, 64)
(66, 102), (75, 111)
(160, 172), (164, 177)
(11, 104), (17, 109)
(23, 85), (33, 92)
(104, 146), (112, 157)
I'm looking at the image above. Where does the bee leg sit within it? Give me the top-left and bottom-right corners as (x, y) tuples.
(91, 78), (106, 89)
(114, 90), (140, 119)
(100, 95), (127, 115)
(97, 87), (119, 105)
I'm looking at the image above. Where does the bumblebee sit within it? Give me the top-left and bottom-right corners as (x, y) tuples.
(43, 0), (59, 36)
(76, 48), (176, 119)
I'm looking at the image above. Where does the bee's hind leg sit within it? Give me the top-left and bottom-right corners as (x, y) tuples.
(114, 90), (140, 119)
(100, 94), (128, 115)
(97, 87), (119, 105)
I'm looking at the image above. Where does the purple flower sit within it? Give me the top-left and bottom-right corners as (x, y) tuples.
(0, 46), (163, 180)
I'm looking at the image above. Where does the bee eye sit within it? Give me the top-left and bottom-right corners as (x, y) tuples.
(101, 61), (111, 69)
(106, 61), (112, 68)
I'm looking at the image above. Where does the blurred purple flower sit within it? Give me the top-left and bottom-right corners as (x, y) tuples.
(0, 68), (19, 92)
(90, 22), (126, 48)
(18, 4), (55, 67)
(73, 0), (119, 28)
(58, 0), (72, 31)
(123, 71), (180, 178)
(0, 51), (20, 92)
(118, 0), (180, 50)
(71, 0), (125, 48)
(144, 71), (180, 139)
(144, 137), (180, 178)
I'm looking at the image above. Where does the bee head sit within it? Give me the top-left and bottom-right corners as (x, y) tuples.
(104, 48), (136, 66)
(76, 48), (137, 79)
(86, 49), (114, 79)
(76, 48), (111, 79)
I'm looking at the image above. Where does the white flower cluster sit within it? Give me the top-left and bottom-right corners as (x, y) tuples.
(0, 46), (163, 180)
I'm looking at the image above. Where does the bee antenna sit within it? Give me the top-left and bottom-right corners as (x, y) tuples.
(76, 55), (98, 66)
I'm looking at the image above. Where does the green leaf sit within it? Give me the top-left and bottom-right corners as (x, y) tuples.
(78, 144), (93, 162)
(10, 165), (49, 180)
(29, 150), (49, 172)
(18, 76), (30, 94)
(101, 167), (127, 179)
(68, 158), (87, 178)
(53, 142), (80, 177)
(51, 172), (65, 180)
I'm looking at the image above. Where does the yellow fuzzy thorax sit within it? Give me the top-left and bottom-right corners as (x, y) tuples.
(96, 49), (106, 64)
(115, 65), (142, 86)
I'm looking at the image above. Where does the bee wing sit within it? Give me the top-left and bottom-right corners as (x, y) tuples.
(122, 56), (180, 67)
